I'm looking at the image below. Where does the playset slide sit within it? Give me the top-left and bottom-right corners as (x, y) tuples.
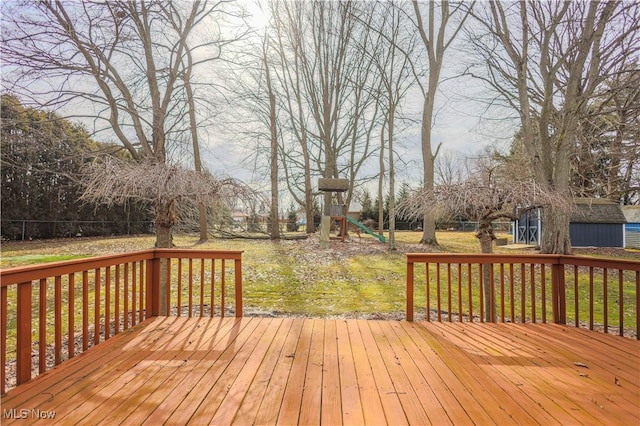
(346, 216), (386, 243)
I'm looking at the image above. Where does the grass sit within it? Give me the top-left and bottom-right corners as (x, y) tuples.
(0, 254), (89, 266)
(1, 230), (637, 326)
(2, 230), (636, 391)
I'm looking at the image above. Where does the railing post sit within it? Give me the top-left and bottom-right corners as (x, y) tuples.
(406, 257), (414, 321)
(146, 257), (160, 318)
(1, 286), (7, 395)
(16, 281), (32, 385)
(558, 262), (566, 324)
(235, 257), (243, 318)
(551, 259), (566, 324)
(636, 271), (640, 340)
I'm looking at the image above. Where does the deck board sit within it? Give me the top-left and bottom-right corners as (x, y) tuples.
(2, 317), (639, 425)
(251, 318), (303, 426)
(370, 320), (430, 425)
(428, 322), (598, 424)
(416, 323), (553, 424)
(389, 322), (494, 424)
(298, 319), (324, 426)
(231, 318), (292, 425)
(334, 319), (365, 425)
(345, 319), (386, 425)
(276, 318), (312, 425)
(356, 319), (408, 425)
(320, 319), (342, 426)
(114, 317), (242, 425)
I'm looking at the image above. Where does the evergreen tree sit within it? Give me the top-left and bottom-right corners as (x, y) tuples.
(1, 95), (151, 239)
(358, 189), (375, 221)
(286, 202), (299, 232)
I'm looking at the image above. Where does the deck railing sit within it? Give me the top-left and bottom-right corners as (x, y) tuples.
(0, 249), (242, 394)
(3, 250), (638, 394)
(406, 253), (640, 339)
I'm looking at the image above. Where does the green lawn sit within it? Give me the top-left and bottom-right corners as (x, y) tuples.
(1, 231), (637, 326)
(2, 231), (636, 379)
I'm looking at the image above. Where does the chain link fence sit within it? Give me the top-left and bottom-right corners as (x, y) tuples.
(1, 219), (513, 241)
(1, 220), (154, 241)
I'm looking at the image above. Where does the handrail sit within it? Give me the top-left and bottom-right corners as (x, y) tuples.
(0, 249), (243, 394)
(406, 253), (640, 341)
(407, 253), (640, 269)
(0, 250), (156, 287)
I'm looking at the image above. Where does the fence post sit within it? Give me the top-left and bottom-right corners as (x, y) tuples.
(406, 257), (414, 321)
(551, 259), (566, 324)
(16, 281), (32, 385)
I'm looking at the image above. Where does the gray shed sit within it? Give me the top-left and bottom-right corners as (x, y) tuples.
(621, 205), (640, 249)
(569, 199), (626, 248)
(514, 198), (627, 248)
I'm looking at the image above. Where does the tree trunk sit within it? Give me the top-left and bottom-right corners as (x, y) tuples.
(305, 186), (315, 234)
(420, 91), (438, 245)
(155, 200), (175, 248)
(540, 206), (572, 254)
(267, 89), (280, 240)
(378, 120), (386, 236)
(477, 219), (494, 322)
(418, 85), (442, 245)
(388, 108), (396, 250)
(183, 57), (207, 243)
(263, 34), (281, 241)
(197, 204), (207, 242)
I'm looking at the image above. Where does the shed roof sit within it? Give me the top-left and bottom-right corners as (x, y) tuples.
(570, 199), (626, 224)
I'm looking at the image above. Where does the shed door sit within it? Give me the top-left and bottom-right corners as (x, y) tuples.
(517, 210), (540, 245)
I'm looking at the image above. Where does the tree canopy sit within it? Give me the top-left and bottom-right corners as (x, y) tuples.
(0, 94), (151, 240)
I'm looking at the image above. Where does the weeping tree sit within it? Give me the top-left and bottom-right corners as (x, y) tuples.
(1, 0), (245, 248)
(81, 157), (251, 242)
(398, 155), (570, 320)
(82, 156), (251, 313)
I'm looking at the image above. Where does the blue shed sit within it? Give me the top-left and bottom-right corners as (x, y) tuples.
(622, 206), (640, 249)
(514, 199), (627, 248)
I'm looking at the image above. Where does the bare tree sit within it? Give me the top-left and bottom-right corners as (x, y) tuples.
(411, 0), (474, 245)
(365, 1), (419, 250)
(1, 0), (244, 247)
(179, 25), (209, 243)
(270, 2), (316, 232)
(262, 30), (282, 240)
(398, 154), (570, 320)
(270, 1), (384, 221)
(572, 68), (640, 204)
(468, 1), (640, 253)
(218, 3), (286, 240)
(434, 149), (466, 185)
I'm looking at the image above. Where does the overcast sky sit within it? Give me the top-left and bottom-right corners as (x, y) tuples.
(202, 1), (517, 190)
(2, 0), (517, 205)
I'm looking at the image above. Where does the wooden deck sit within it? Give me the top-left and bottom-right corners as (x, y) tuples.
(2, 317), (639, 425)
